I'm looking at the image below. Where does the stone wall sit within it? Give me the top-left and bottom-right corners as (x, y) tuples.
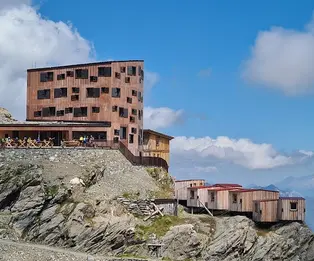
(117, 197), (177, 216)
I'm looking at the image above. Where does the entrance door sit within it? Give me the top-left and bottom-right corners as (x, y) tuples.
(50, 131), (62, 146)
(120, 127), (127, 140)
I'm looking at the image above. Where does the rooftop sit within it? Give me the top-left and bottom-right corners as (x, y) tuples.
(144, 129), (174, 140)
(0, 120), (111, 127)
(174, 179), (205, 183)
(27, 60), (144, 72)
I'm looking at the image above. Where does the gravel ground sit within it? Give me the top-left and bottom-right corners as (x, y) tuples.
(0, 239), (151, 261)
(1, 149), (159, 201)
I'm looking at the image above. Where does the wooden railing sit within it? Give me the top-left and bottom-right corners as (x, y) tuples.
(119, 141), (169, 172)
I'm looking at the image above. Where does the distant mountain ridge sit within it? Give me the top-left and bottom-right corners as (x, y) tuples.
(247, 184), (304, 197)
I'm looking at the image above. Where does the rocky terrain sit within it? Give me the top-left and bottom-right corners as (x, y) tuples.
(0, 149), (314, 261)
(0, 107), (16, 123)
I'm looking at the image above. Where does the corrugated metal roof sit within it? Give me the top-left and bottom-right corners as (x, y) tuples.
(280, 197), (305, 200)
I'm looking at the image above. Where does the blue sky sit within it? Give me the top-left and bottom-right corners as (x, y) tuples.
(2, 0), (314, 188)
(34, 0), (314, 149)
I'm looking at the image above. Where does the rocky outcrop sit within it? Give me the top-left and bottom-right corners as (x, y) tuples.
(0, 107), (16, 123)
(0, 149), (313, 260)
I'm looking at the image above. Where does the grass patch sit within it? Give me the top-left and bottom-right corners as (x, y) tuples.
(44, 185), (59, 197)
(135, 215), (189, 239)
(117, 253), (147, 259)
(122, 192), (140, 200)
(256, 228), (270, 237)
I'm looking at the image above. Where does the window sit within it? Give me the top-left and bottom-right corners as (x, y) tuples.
(129, 134), (134, 144)
(37, 89), (50, 99)
(119, 107), (128, 118)
(42, 107), (55, 117)
(57, 74), (65, 80)
(210, 192), (215, 202)
(112, 105), (118, 112)
(131, 109), (137, 115)
(232, 194), (238, 203)
(132, 90), (137, 96)
(75, 69), (88, 79)
(138, 110), (142, 120)
(138, 66), (142, 76)
(254, 202), (258, 213)
(65, 107), (73, 114)
(290, 202), (297, 211)
(114, 129), (120, 136)
(71, 95), (79, 101)
(34, 111), (41, 117)
(120, 67), (126, 73)
(125, 77), (130, 83)
(112, 88), (121, 98)
(98, 67), (111, 77)
(131, 128), (137, 134)
(138, 91), (143, 102)
(66, 71), (74, 77)
(101, 87), (109, 93)
(86, 88), (100, 98)
(190, 190), (195, 199)
(54, 88), (67, 98)
(130, 116), (135, 123)
(40, 72), (54, 82)
(127, 97), (132, 103)
(113, 137), (119, 143)
(72, 87), (79, 93)
(156, 136), (160, 147)
(139, 77), (142, 83)
(140, 68), (144, 79)
(90, 76), (98, 82)
(127, 66), (136, 76)
(115, 72), (121, 79)
(73, 107), (88, 117)
(56, 110), (65, 116)
(92, 107), (100, 113)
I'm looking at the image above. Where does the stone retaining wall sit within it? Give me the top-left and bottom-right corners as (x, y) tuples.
(117, 197), (177, 216)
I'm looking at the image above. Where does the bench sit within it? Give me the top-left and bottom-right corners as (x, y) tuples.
(63, 140), (80, 147)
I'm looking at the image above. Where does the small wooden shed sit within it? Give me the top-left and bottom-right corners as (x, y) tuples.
(175, 179), (205, 201)
(278, 197), (306, 222)
(229, 189), (280, 213)
(252, 199), (278, 223)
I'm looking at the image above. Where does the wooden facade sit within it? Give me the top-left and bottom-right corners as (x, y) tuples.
(142, 129), (173, 165)
(253, 199), (278, 223)
(25, 60), (144, 155)
(182, 183), (306, 223)
(278, 197), (305, 222)
(229, 189), (279, 213)
(175, 179), (205, 201)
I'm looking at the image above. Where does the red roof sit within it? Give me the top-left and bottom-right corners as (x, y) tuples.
(229, 188), (280, 193)
(213, 183), (242, 188)
(280, 197), (305, 200)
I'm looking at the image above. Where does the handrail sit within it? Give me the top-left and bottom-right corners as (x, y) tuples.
(118, 141), (169, 172)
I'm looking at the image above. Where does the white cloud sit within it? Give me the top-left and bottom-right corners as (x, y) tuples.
(195, 166), (218, 173)
(299, 150), (314, 157)
(171, 136), (293, 170)
(145, 71), (160, 90)
(0, 3), (94, 119)
(243, 15), (314, 95)
(144, 106), (184, 130)
(198, 68), (211, 78)
(0, 0), (31, 10)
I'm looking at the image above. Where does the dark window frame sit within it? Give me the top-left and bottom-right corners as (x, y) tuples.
(98, 67), (111, 77)
(112, 88), (121, 98)
(75, 69), (89, 79)
(92, 107), (100, 113)
(57, 73), (65, 80)
(101, 87), (109, 94)
(37, 89), (50, 99)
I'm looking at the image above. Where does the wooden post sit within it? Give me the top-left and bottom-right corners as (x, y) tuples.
(197, 199), (213, 216)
